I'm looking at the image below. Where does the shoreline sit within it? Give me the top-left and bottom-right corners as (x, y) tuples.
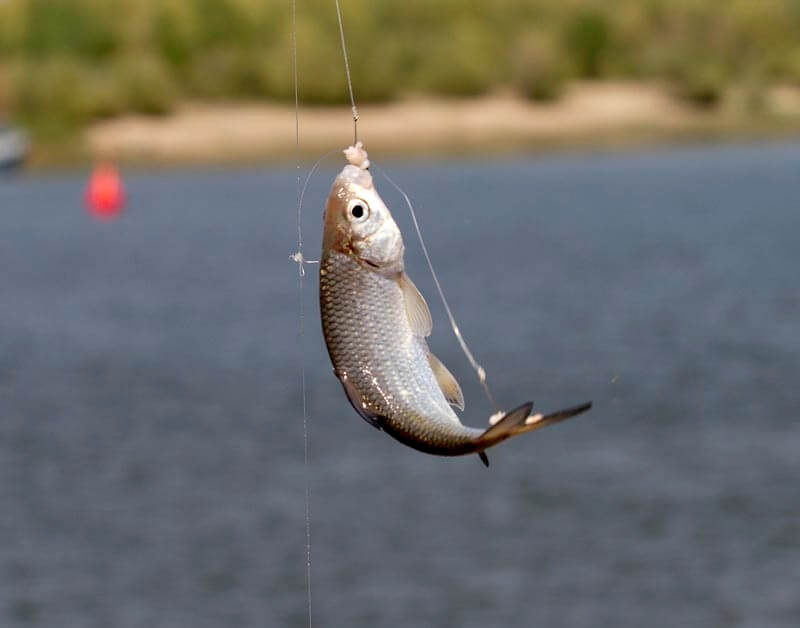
(37, 82), (800, 166)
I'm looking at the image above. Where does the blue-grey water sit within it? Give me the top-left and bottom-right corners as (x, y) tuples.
(1, 142), (798, 628)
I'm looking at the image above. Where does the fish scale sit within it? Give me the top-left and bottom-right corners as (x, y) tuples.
(320, 250), (483, 455)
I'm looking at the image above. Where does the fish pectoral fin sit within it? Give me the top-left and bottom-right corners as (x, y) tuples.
(478, 451), (489, 467)
(427, 352), (465, 411)
(337, 372), (384, 430)
(399, 272), (432, 337)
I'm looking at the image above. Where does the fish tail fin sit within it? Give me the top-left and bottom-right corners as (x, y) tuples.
(477, 402), (534, 445)
(477, 401), (592, 448)
(516, 401), (593, 435)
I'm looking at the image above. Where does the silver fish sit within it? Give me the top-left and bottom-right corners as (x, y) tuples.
(320, 143), (590, 465)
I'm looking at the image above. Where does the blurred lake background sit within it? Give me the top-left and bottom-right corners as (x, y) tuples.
(1, 2), (800, 628)
(2, 142), (799, 627)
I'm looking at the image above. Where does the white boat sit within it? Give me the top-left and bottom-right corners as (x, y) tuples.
(0, 124), (29, 171)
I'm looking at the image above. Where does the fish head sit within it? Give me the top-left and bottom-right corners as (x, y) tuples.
(323, 162), (404, 273)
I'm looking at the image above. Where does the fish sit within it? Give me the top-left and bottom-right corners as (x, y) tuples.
(319, 142), (591, 466)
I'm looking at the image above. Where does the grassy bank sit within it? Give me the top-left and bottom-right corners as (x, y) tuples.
(3, 2), (800, 125)
(2, 0), (800, 160)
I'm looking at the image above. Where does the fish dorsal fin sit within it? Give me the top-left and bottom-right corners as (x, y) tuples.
(399, 273), (432, 337)
(427, 352), (465, 411)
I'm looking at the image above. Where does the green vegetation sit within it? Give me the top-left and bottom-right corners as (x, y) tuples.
(2, 0), (800, 136)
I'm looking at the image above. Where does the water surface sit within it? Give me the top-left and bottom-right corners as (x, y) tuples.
(1, 142), (798, 627)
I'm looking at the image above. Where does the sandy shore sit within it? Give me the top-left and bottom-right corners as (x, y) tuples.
(86, 82), (800, 164)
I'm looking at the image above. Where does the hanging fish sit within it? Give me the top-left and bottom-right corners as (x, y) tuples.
(320, 143), (591, 466)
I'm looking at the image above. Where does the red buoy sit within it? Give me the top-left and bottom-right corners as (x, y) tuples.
(86, 163), (125, 219)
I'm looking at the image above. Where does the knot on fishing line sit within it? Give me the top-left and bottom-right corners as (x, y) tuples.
(290, 251), (319, 276)
(290, 251), (306, 276)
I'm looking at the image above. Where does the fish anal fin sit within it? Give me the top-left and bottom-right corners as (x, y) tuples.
(336, 371), (383, 430)
(399, 273), (432, 337)
(427, 352), (465, 411)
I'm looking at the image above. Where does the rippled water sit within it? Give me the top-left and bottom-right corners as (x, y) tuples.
(1, 142), (798, 627)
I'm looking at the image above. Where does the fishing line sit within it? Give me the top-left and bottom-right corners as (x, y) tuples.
(289, 149), (339, 270)
(375, 166), (500, 413)
(288, 55), (342, 628)
(334, 0), (359, 144)
(290, 1), (313, 626)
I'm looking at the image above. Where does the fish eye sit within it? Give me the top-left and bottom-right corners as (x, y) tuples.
(347, 199), (370, 222)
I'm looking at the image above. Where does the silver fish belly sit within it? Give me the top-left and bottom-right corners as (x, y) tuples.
(320, 250), (481, 455)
